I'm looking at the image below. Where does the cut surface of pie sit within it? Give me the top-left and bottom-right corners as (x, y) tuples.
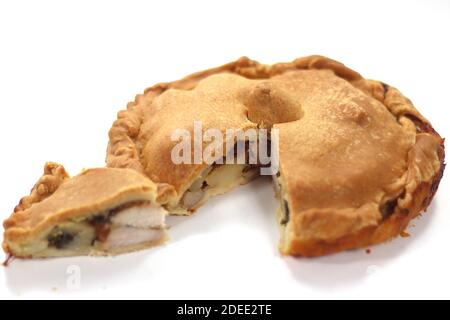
(3, 163), (171, 258)
(103, 55), (443, 257)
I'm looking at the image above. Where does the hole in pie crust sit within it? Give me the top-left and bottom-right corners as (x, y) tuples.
(380, 199), (398, 220)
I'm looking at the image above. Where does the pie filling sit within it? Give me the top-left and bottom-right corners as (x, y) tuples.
(178, 164), (258, 212)
(272, 173), (293, 251)
(172, 141), (263, 213)
(17, 201), (166, 257)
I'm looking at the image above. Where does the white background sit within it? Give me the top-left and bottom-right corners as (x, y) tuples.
(0, 0), (449, 300)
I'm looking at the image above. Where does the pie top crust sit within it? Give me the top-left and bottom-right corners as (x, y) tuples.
(3, 163), (171, 249)
(107, 56), (445, 255)
(274, 70), (440, 240)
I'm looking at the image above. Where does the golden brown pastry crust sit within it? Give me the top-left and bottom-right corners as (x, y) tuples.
(3, 163), (172, 256)
(13, 162), (70, 213)
(107, 56), (445, 257)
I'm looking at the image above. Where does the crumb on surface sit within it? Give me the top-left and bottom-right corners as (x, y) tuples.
(400, 231), (411, 238)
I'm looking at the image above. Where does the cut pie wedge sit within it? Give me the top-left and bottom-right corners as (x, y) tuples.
(3, 163), (173, 258)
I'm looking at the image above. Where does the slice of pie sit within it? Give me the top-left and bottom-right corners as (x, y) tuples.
(3, 163), (173, 258)
(107, 55), (445, 257)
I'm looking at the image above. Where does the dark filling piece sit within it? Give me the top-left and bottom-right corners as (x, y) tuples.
(89, 214), (110, 224)
(48, 229), (75, 249)
(281, 200), (290, 226)
(87, 215), (112, 244)
(382, 82), (390, 95)
(93, 223), (111, 243)
(226, 139), (270, 167)
(380, 198), (398, 220)
(208, 138), (272, 177)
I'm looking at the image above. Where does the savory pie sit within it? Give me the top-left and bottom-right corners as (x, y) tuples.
(3, 163), (173, 258)
(107, 55), (445, 257)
